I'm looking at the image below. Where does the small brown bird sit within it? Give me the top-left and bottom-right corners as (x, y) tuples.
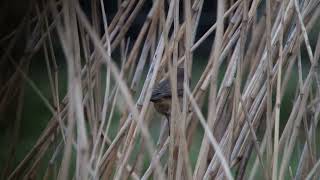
(150, 68), (184, 130)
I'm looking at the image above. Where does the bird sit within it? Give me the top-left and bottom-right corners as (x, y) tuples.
(150, 68), (185, 134)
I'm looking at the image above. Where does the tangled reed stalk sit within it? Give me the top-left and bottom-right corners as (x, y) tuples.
(1, 0), (320, 179)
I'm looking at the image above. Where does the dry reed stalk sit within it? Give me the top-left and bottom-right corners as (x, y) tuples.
(185, 85), (233, 180)
(265, 0), (273, 177)
(2, 0), (320, 179)
(76, 4), (166, 180)
(201, 0), (225, 179)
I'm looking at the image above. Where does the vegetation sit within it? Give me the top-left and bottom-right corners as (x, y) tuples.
(1, 0), (320, 179)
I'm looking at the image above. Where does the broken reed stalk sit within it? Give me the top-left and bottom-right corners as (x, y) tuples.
(2, 0), (320, 180)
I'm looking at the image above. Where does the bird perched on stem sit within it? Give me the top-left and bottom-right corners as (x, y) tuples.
(150, 68), (184, 133)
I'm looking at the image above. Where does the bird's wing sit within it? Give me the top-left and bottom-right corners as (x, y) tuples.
(151, 79), (172, 101)
(151, 78), (185, 101)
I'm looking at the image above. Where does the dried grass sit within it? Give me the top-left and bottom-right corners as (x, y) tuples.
(1, 0), (320, 179)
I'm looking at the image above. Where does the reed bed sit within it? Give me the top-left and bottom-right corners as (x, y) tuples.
(1, 0), (320, 179)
